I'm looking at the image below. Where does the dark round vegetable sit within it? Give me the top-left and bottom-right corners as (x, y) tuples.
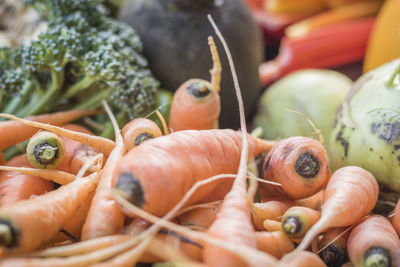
(119, 0), (264, 128)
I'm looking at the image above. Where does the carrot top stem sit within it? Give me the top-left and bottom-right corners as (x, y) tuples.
(27, 131), (65, 169)
(282, 217), (301, 235)
(364, 247), (391, 267)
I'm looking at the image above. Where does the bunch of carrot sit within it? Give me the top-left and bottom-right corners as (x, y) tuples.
(0, 16), (399, 267)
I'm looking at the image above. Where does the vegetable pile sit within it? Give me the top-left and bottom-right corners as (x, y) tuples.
(0, 1), (400, 267)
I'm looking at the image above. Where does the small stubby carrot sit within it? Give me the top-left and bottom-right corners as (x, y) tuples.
(318, 227), (350, 267)
(256, 231), (295, 259)
(263, 219), (284, 232)
(259, 136), (330, 200)
(279, 251), (327, 267)
(281, 206), (321, 240)
(0, 109), (98, 152)
(26, 131), (65, 169)
(121, 118), (162, 151)
(348, 215), (400, 267)
(0, 171), (100, 253)
(252, 200), (295, 230)
(112, 129), (275, 217)
(169, 36), (221, 132)
(57, 124), (103, 175)
(290, 166), (379, 255)
(0, 154), (54, 206)
(0, 113), (115, 156)
(391, 199), (400, 236)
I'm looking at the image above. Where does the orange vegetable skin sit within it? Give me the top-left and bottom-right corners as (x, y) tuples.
(294, 166), (379, 252)
(121, 118), (162, 150)
(0, 172), (99, 252)
(256, 231), (295, 259)
(113, 129), (274, 217)
(169, 79), (220, 131)
(0, 109), (97, 152)
(177, 204), (220, 230)
(281, 251), (327, 267)
(252, 200), (295, 230)
(392, 199), (400, 236)
(281, 206), (321, 239)
(0, 155), (54, 206)
(259, 136), (330, 199)
(348, 215), (400, 267)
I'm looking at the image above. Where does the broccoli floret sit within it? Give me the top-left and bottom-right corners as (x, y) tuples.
(1, 0), (160, 136)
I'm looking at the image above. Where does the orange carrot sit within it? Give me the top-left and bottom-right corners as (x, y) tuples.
(0, 166), (76, 185)
(112, 129), (274, 217)
(252, 200), (295, 230)
(0, 171), (100, 252)
(290, 166), (379, 255)
(169, 37), (221, 132)
(0, 109), (98, 152)
(281, 206), (321, 239)
(177, 202), (221, 230)
(318, 227), (350, 267)
(0, 113), (115, 155)
(0, 154), (54, 206)
(392, 199), (400, 236)
(295, 190), (324, 210)
(80, 101), (126, 240)
(123, 218), (151, 236)
(263, 219), (284, 232)
(121, 118), (162, 151)
(265, 0), (328, 14)
(58, 124), (103, 175)
(256, 231), (295, 259)
(348, 215), (400, 267)
(279, 251), (327, 267)
(259, 136), (330, 199)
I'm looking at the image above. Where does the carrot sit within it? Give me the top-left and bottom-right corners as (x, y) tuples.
(123, 218), (151, 236)
(112, 129), (274, 217)
(256, 231), (295, 259)
(169, 36), (221, 131)
(252, 200), (295, 230)
(295, 190), (324, 210)
(0, 109), (98, 152)
(265, 0), (328, 14)
(0, 166), (76, 185)
(348, 215), (400, 267)
(26, 131), (65, 169)
(279, 251), (327, 267)
(121, 118), (162, 150)
(80, 101), (126, 240)
(391, 199), (400, 236)
(0, 113), (115, 155)
(263, 219), (284, 232)
(259, 136), (330, 199)
(289, 166), (379, 256)
(177, 202), (220, 230)
(57, 124), (103, 175)
(0, 170), (100, 253)
(281, 206), (321, 240)
(0, 154), (54, 206)
(318, 227), (350, 267)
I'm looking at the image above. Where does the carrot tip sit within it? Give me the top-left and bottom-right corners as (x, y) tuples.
(282, 217), (301, 235)
(114, 173), (145, 208)
(364, 247), (392, 267)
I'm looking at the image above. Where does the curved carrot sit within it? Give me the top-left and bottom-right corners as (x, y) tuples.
(291, 166), (379, 254)
(392, 199), (400, 236)
(169, 37), (221, 132)
(58, 124), (103, 175)
(281, 206), (321, 240)
(318, 227), (350, 267)
(0, 171), (100, 252)
(0, 154), (54, 206)
(295, 190), (324, 210)
(348, 215), (400, 267)
(0, 109), (98, 152)
(279, 251), (327, 267)
(80, 101), (126, 240)
(256, 231), (295, 259)
(0, 166), (76, 185)
(263, 219), (284, 232)
(259, 136), (330, 199)
(121, 118), (162, 150)
(252, 200), (295, 230)
(112, 129), (274, 217)
(0, 113), (115, 155)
